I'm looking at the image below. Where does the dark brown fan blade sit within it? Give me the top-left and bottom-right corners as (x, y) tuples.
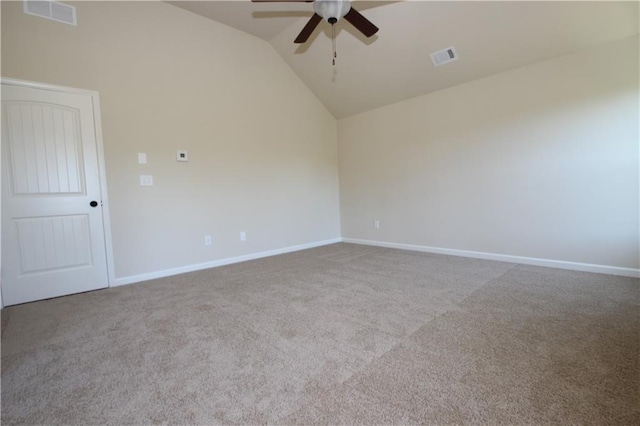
(294, 13), (322, 43)
(343, 7), (379, 37)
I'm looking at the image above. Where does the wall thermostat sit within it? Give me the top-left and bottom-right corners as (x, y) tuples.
(177, 150), (189, 162)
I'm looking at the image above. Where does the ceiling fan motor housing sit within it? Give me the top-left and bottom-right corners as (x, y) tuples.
(314, 0), (351, 23)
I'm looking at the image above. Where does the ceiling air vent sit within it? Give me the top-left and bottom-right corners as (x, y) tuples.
(24, 0), (77, 26)
(430, 46), (458, 67)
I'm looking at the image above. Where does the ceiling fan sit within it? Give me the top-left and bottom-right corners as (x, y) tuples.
(252, 0), (379, 44)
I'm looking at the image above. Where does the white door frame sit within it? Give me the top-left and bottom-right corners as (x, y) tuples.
(0, 77), (116, 306)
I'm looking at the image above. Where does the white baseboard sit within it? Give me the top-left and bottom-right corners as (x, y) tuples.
(112, 238), (342, 287)
(111, 236), (639, 288)
(342, 238), (640, 278)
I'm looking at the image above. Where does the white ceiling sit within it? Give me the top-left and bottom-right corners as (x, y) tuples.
(170, 0), (639, 118)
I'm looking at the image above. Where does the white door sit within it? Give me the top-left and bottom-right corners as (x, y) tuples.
(1, 83), (109, 306)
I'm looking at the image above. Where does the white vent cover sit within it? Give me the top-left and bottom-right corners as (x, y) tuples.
(24, 0), (77, 26)
(430, 46), (458, 67)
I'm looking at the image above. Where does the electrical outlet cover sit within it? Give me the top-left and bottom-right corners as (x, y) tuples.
(177, 150), (189, 162)
(140, 175), (153, 186)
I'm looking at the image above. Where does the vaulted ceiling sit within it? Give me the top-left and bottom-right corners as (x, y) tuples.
(170, 0), (639, 118)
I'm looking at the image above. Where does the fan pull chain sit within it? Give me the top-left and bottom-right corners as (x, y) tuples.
(332, 24), (337, 66)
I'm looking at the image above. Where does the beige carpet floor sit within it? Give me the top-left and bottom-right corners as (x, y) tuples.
(1, 243), (638, 424)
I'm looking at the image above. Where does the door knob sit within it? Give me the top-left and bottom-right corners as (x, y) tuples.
(90, 201), (98, 207)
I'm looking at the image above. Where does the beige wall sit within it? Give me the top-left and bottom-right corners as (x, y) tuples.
(2, 1), (638, 281)
(339, 36), (640, 270)
(1, 1), (340, 279)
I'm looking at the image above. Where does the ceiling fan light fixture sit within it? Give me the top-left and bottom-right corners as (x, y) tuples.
(314, 0), (351, 23)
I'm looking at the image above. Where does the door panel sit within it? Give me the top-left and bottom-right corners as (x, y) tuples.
(2, 83), (109, 306)
(6, 102), (85, 195)
(16, 214), (92, 273)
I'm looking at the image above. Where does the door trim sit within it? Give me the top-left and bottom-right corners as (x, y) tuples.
(0, 78), (116, 306)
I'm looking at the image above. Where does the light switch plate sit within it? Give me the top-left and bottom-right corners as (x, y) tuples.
(138, 153), (147, 164)
(177, 150), (188, 162)
(140, 175), (153, 186)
